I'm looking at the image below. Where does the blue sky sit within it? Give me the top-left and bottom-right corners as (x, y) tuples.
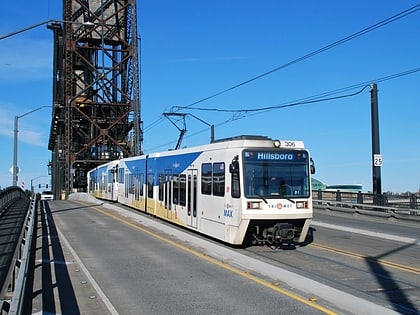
(0, 1), (419, 193)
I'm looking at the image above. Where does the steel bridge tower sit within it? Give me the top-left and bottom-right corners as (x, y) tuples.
(48, 0), (142, 199)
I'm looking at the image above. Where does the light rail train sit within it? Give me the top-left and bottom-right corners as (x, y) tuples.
(87, 135), (315, 246)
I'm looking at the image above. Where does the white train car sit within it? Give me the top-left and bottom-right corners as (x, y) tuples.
(88, 160), (119, 201)
(87, 135), (315, 246)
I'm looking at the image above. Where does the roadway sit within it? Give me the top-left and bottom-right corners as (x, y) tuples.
(25, 194), (419, 314)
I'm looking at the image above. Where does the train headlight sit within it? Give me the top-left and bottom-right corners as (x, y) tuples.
(273, 139), (281, 148)
(296, 201), (308, 209)
(247, 201), (262, 209)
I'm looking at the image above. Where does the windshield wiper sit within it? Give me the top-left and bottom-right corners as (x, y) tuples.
(257, 194), (268, 204)
(283, 197), (296, 204)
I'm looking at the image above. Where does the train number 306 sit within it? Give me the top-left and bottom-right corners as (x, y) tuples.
(284, 141), (296, 147)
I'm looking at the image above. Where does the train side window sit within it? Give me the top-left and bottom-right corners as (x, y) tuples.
(131, 174), (135, 195)
(230, 156), (241, 198)
(179, 174), (186, 206)
(213, 162), (225, 197)
(201, 163), (212, 195)
(147, 173), (154, 198)
(193, 174), (197, 216)
(173, 175), (179, 205)
(100, 174), (105, 191)
(138, 173), (144, 197)
(188, 175), (192, 210)
(231, 171), (240, 198)
(125, 174), (129, 198)
(134, 172), (141, 200)
(118, 168), (124, 184)
(107, 169), (113, 184)
(158, 174), (164, 201)
(167, 178), (172, 209)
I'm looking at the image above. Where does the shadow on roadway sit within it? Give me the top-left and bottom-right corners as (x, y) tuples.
(365, 242), (418, 315)
(24, 200), (80, 314)
(50, 202), (104, 214)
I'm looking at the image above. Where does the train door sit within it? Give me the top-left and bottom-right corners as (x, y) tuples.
(187, 169), (198, 228)
(111, 166), (118, 201)
(164, 171), (172, 219)
(133, 171), (146, 212)
(146, 171), (155, 214)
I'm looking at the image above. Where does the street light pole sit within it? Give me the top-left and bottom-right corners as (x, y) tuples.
(12, 115), (19, 186)
(12, 106), (51, 186)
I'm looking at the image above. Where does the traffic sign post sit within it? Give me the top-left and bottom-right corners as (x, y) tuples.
(373, 154), (383, 167)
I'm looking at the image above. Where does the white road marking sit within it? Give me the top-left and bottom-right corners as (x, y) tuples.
(56, 228), (119, 314)
(311, 220), (419, 245)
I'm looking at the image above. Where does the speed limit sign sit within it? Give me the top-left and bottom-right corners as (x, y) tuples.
(373, 154), (383, 167)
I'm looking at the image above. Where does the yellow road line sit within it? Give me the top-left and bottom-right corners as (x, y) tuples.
(79, 203), (338, 315)
(310, 243), (420, 274)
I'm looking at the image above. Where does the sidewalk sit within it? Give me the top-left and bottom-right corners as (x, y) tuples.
(25, 200), (111, 315)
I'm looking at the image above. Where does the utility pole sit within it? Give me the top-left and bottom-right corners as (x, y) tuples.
(370, 83), (382, 202)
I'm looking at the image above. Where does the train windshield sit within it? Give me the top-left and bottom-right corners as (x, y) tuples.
(243, 149), (310, 199)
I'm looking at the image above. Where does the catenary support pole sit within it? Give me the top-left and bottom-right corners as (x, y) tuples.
(370, 83), (382, 202)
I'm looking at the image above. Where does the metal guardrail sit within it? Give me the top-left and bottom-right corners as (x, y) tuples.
(0, 187), (27, 215)
(314, 190), (420, 210)
(6, 200), (37, 315)
(0, 188), (35, 314)
(314, 190), (420, 222)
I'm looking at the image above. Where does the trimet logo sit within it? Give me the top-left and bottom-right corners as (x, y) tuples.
(275, 203), (292, 209)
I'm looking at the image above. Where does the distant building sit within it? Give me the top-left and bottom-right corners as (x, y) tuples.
(325, 184), (363, 192)
(312, 178), (362, 192)
(312, 178), (327, 191)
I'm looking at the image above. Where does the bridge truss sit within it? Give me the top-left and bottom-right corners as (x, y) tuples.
(48, 0), (142, 198)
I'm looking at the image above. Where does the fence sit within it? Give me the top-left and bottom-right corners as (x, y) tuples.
(313, 190), (420, 219)
(0, 187), (33, 314)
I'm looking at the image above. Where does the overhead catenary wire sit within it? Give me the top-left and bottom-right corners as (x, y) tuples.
(173, 67), (420, 113)
(178, 4), (420, 110)
(142, 5), (420, 132)
(143, 67), (420, 153)
(144, 66), (420, 134)
(142, 5), (420, 150)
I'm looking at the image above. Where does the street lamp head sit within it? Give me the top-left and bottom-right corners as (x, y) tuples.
(1, 19), (96, 41)
(51, 20), (96, 28)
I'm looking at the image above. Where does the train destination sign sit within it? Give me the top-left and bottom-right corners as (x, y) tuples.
(244, 151), (308, 162)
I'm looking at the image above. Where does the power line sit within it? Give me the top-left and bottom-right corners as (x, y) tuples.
(174, 67), (420, 113)
(174, 85), (369, 113)
(144, 66), (419, 152)
(143, 5), (420, 150)
(179, 4), (420, 109)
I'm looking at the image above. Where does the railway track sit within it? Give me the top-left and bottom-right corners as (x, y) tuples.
(242, 235), (420, 315)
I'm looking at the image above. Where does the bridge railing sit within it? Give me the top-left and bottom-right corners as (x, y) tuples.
(0, 187), (27, 214)
(0, 188), (34, 314)
(313, 190), (420, 221)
